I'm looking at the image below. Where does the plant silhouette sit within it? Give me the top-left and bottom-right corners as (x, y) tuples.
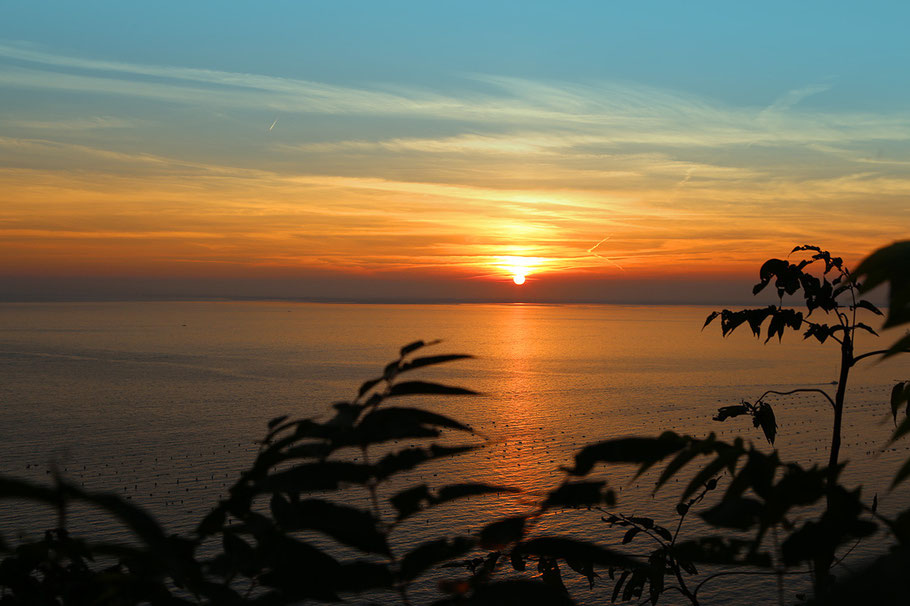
(1, 241), (908, 605)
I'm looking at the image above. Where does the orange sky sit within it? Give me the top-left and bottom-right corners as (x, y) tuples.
(1, 8), (909, 301)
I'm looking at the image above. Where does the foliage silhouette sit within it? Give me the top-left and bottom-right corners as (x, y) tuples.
(1, 241), (908, 605)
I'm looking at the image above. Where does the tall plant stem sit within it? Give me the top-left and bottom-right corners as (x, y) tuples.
(818, 332), (853, 594)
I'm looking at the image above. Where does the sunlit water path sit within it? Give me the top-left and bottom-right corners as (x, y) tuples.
(0, 302), (906, 604)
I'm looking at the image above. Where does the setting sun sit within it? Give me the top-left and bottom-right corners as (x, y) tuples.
(512, 274), (526, 285)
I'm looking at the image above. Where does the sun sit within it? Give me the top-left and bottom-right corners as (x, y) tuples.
(512, 273), (526, 285)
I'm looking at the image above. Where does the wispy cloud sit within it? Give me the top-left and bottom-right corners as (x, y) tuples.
(1, 41), (909, 283)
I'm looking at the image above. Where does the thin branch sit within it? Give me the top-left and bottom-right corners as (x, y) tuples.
(596, 509), (668, 549)
(852, 349), (910, 366)
(831, 538), (862, 570)
(758, 388), (835, 410)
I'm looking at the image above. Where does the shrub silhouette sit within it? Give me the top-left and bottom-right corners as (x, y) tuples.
(1, 241), (908, 605)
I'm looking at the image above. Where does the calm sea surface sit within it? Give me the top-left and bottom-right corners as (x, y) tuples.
(0, 302), (907, 604)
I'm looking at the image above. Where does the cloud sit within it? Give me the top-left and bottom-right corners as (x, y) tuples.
(1, 41), (909, 288)
(3, 40), (909, 149)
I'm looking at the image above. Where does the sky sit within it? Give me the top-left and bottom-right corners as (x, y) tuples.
(1, 1), (908, 303)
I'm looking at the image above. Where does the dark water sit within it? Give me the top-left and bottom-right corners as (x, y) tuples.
(0, 302), (906, 604)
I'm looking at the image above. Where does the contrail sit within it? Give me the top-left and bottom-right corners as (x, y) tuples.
(587, 235), (611, 254)
(268, 118), (278, 132)
(588, 235), (625, 271)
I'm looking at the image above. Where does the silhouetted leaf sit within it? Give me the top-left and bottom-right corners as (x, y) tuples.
(544, 481), (610, 508)
(400, 339), (441, 357)
(854, 240), (910, 330)
(622, 528), (639, 545)
(566, 557), (599, 589)
(854, 300), (884, 316)
(803, 324), (833, 344)
(892, 382), (908, 424)
(223, 531), (256, 577)
(892, 456), (910, 489)
(480, 517), (526, 548)
(612, 570), (630, 603)
(892, 415), (910, 446)
(713, 404), (749, 422)
(510, 549), (526, 571)
(703, 311), (719, 329)
(0, 477), (59, 504)
(753, 404), (777, 445)
(566, 432), (688, 476)
(267, 415), (288, 429)
(399, 354), (474, 373)
(387, 381), (478, 397)
(260, 462), (373, 492)
(653, 526), (673, 542)
(196, 506), (226, 537)
(855, 321), (879, 336)
(278, 499), (389, 555)
(390, 482), (515, 521)
(537, 557), (567, 593)
(681, 444), (743, 502)
(338, 561), (394, 592)
(884, 333), (910, 359)
(75, 489), (169, 549)
(700, 497), (762, 530)
(622, 569), (647, 601)
(348, 407), (472, 445)
(399, 537), (473, 582)
(375, 444), (477, 481)
(648, 550), (665, 604)
(257, 537), (341, 600)
(391, 485), (432, 521)
(437, 483), (517, 503)
(357, 377), (383, 399)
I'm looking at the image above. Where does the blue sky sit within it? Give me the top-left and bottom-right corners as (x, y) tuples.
(6, 1), (907, 106)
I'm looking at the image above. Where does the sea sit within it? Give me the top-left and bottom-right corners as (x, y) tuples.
(0, 301), (907, 604)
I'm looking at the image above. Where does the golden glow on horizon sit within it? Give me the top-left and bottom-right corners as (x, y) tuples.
(0, 167), (898, 286)
(0, 43), (908, 292)
(497, 256), (546, 284)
